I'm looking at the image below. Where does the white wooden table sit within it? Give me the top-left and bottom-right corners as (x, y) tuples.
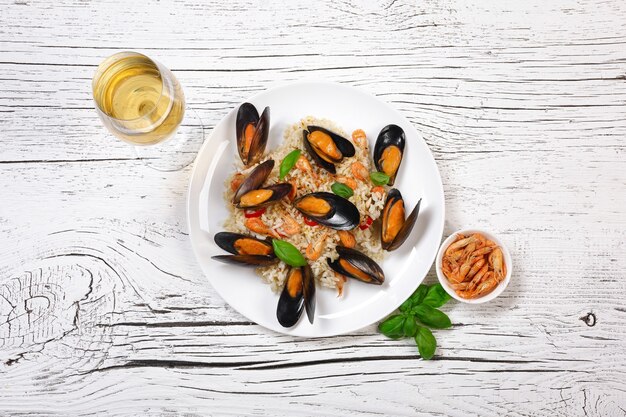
(1, 0), (625, 415)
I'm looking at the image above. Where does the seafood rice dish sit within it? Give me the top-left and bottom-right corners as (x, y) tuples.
(212, 102), (421, 328)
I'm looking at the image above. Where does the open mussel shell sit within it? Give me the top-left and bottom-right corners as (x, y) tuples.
(308, 126), (355, 158)
(276, 265), (316, 327)
(236, 103), (270, 166)
(381, 188), (421, 251)
(294, 192), (360, 230)
(235, 183), (293, 209)
(212, 254), (278, 267)
(214, 232), (274, 257)
(302, 126), (355, 173)
(327, 246), (385, 285)
(233, 159), (274, 204)
(374, 124), (405, 186)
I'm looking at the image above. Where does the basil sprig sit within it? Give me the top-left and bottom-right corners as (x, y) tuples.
(331, 182), (354, 198)
(279, 149), (302, 180)
(370, 171), (390, 186)
(378, 283), (452, 360)
(272, 239), (307, 267)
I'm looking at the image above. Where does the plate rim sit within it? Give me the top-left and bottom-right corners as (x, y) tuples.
(187, 79), (445, 337)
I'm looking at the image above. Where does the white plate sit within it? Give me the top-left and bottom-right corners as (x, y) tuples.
(187, 80), (445, 337)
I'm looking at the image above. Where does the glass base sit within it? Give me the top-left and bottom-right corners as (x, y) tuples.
(134, 108), (205, 171)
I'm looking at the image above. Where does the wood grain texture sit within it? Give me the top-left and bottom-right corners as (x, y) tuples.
(1, 0), (625, 415)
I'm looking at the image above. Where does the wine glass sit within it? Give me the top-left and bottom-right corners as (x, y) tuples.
(92, 51), (204, 171)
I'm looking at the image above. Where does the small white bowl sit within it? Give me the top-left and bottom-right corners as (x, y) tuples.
(435, 228), (512, 304)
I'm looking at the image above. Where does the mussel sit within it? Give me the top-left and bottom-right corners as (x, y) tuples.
(214, 232), (274, 256)
(294, 192), (360, 230)
(233, 159), (274, 204)
(302, 126), (355, 173)
(236, 103), (270, 167)
(212, 232), (278, 266)
(380, 188), (421, 251)
(327, 246), (385, 285)
(374, 124), (405, 186)
(236, 183), (293, 209)
(232, 160), (292, 209)
(276, 265), (316, 327)
(212, 254), (278, 267)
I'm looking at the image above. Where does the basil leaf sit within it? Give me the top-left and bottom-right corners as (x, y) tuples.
(370, 171), (390, 186)
(398, 298), (413, 313)
(331, 182), (354, 198)
(403, 317), (418, 337)
(415, 326), (436, 360)
(279, 149), (301, 180)
(412, 304), (452, 329)
(272, 239), (307, 267)
(378, 314), (406, 339)
(409, 284), (429, 306)
(422, 284), (451, 308)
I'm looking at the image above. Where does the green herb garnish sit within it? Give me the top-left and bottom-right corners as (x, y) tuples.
(279, 149), (302, 180)
(415, 326), (437, 360)
(370, 171), (390, 186)
(331, 182), (354, 198)
(272, 239), (307, 267)
(378, 283), (452, 360)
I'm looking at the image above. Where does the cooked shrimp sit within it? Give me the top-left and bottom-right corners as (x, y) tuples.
(296, 155), (317, 178)
(445, 235), (477, 256)
(371, 186), (386, 196)
(336, 176), (358, 190)
(230, 173), (245, 192)
(457, 257), (473, 283)
(245, 217), (279, 238)
(459, 273), (499, 299)
(305, 232), (328, 261)
(489, 247), (505, 280)
(351, 129), (367, 149)
(334, 272), (347, 297)
(337, 230), (356, 248)
(467, 264), (489, 291)
(467, 257), (486, 280)
(351, 161), (369, 182)
(279, 215), (301, 236)
(471, 246), (493, 258)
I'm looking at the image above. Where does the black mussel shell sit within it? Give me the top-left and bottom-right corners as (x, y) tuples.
(236, 103), (270, 166)
(307, 126), (355, 158)
(236, 183), (293, 209)
(381, 188), (421, 251)
(214, 232), (274, 257)
(233, 159), (274, 204)
(303, 129), (335, 173)
(294, 192), (360, 230)
(277, 265), (316, 327)
(374, 124), (405, 186)
(302, 126), (355, 173)
(327, 246), (385, 285)
(212, 254), (279, 267)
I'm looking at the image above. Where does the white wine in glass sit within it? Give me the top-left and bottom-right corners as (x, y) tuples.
(93, 51), (203, 170)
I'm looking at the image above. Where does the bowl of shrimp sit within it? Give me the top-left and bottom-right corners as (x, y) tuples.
(435, 229), (512, 304)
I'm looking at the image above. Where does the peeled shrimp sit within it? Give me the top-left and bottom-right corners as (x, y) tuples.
(279, 215), (301, 237)
(245, 217), (279, 238)
(296, 155), (317, 178)
(337, 230), (356, 248)
(305, 232), (328, 261)
(351, 161), (369, 182)
(230, 173), (245, 192)
(351, 129), (368, 149)
(336, 176), (358, 190)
